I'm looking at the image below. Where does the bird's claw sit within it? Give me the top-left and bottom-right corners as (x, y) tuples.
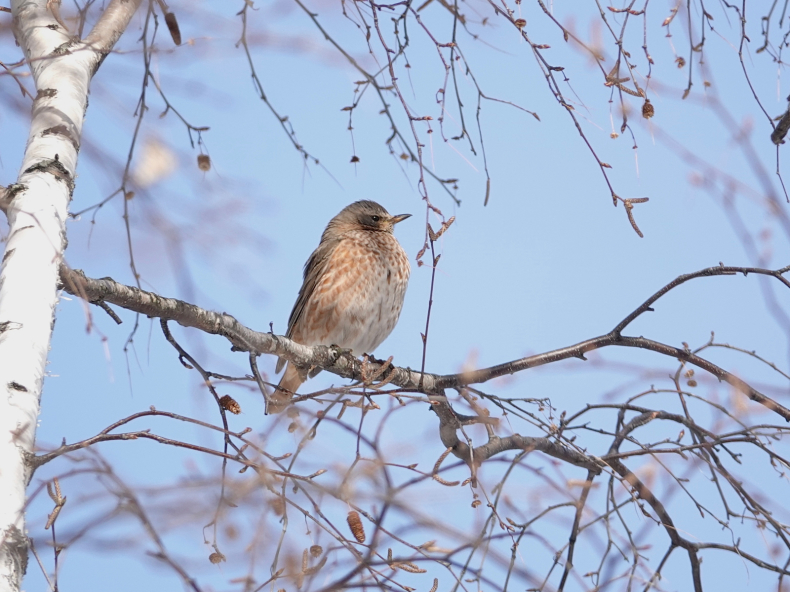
(329, 344), (355, 361)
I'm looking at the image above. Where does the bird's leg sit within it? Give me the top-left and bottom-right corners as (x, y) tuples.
(309, 345), (355, 379)
(363, 352), (389, 365)
(306, 344), (358, 380)
(329, 344), (355, 359)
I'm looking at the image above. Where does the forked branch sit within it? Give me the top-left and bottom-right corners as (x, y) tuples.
(59, 263), (790, 421)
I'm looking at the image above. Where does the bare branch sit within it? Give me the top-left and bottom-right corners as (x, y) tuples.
(60, 264), (790, 421)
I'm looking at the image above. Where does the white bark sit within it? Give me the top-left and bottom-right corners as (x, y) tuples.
(0, 1), (142, 590)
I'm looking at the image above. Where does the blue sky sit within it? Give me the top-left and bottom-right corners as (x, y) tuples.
(2, 1), (790, 591)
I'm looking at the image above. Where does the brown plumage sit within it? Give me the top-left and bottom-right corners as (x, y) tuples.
(269, 200), (411, 413)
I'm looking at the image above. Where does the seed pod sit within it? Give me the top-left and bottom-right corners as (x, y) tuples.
(347, 511), (366, 543)
(642, 99), (655, 119)
(197, 154), (211, 171)
(219, 395), (241, 414)
(165, 12), (182, 46)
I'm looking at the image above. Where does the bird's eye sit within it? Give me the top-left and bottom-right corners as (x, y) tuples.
(371, 215), (380, 222)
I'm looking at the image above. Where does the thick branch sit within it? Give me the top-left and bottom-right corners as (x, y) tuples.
(59, 265), (790, 421)
(0, 185), (8, 214)
(59, 266), (370, 378)
(461, 434), (602, 474)
(83, 0), (144, 56)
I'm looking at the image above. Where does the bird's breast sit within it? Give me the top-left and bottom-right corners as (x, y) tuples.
(298, 231), (410, 354)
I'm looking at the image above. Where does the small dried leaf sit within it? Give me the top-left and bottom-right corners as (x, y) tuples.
(303, 554), (327, 575)
(269, 497), (285, 516)
(771, 110), (790, 145)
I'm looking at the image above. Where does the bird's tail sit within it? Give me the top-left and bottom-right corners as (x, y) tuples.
(267, 363), (305, 414)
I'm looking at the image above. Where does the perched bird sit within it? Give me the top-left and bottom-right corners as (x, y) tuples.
(269, 200), (411, 413)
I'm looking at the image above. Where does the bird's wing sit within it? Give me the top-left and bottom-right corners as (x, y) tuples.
(275, 238), (340, 374)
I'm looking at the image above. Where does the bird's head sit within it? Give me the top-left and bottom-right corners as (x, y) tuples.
(327, 200), (411, 236)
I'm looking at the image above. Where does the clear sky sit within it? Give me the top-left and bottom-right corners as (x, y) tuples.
(1, 1), (789, 591)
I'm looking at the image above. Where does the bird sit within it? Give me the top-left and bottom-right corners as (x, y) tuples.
(268, 200), (411, 413)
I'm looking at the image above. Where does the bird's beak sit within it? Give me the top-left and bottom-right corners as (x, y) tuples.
(390, 213), (412, 225)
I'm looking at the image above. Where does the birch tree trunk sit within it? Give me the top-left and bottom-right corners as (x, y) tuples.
(0, 1), (142, 589)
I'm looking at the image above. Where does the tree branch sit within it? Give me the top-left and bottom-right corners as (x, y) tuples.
(59, 264), (790, 422)
(0, 185), (8, 214)
(83, 0), (145, 63)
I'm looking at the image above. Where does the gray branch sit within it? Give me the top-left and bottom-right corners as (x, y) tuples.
(60, 264), (790, 422)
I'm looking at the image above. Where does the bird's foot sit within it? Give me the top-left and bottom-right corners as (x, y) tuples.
(363, 352), (388, 365)
(329, 344), (354, 359)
